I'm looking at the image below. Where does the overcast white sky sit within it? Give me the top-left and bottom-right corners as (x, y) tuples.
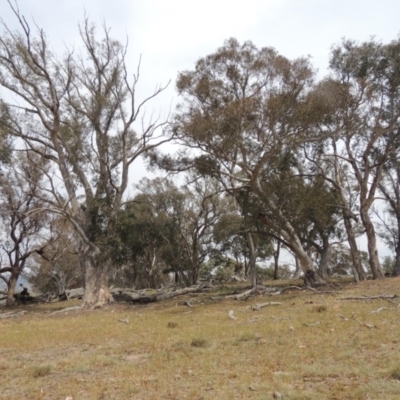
(2, 0), (399, 114)
(1, 0), (399, 263)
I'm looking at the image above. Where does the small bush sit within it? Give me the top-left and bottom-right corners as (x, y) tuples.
(312, 305), (327, 313)
(390, 367), (400, 380)
(191, 338), (209, 348)
(31, 365), (51, 378)
(238, 333), (256, 342)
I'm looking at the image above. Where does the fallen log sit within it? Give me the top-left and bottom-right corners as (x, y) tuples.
(0, 310), (28, 319)
(65, 288), (84, 300)
(225, 287), (256, 300)
(132, 285), (211, 303)
(48, 305), (83, 315)
(338, 294), (398, 301)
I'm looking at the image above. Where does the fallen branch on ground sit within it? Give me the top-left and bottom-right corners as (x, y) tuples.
(370, 307), (393, 313)
(128, 284), (212, 304)
(352, 316), (378, 329)
(48, 306), (83, 315)
(303, 320), (321, 327)
(225, 287), (256, 300)
(338, 294), (398, 301)
(271, 315), (291, 321)
(0, 310), (27, 318)
(274, 286), (338, 295)
(250, 302), (283, 311)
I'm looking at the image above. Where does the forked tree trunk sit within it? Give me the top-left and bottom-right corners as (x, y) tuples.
(80, 246), (113, 308)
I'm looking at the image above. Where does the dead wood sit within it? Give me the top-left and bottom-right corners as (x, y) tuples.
(65, 288), (84, 300)
(228, 310), (237, 320)
(0, 310), (28, 318)
(226, 287), (256, 300)
(48, 306), (83, 315)
(250, 302), (283, 311)
(352, 316), (378, 329)
(303, 320), (321, 327)
(338, 294), (398, 301)
(127, 285), (212, 304)
(370, 307), (393, 313)
(275, 285), (338, 295)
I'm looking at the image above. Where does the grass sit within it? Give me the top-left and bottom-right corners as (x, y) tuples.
(1, 277), (400, 399)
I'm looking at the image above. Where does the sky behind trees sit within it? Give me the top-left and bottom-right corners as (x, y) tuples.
(2, 0), (399, 115)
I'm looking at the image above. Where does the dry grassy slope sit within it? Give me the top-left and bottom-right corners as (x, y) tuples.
(1, 277), (400, 400)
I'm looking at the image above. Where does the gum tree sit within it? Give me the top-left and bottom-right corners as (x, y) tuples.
(173, 38), (322, 275)
(0, 3), (172, 306)
(0, 152), (49, 305)
(328, 38), (400, 278)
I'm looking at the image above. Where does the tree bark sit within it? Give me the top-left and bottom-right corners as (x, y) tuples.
(6, 275), (18, 306)
(246, 232), (257, 288)
(273, 240), (281, 280)
(360, 208), (385, 279)
(317, 237), (330, 280)
(80, 246), (113, 308)
(342, 214), (365, 282)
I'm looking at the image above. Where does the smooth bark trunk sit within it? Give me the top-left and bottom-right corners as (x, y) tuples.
(343, 213), (366, 282)
(360, 209), (385, 279)
(246, 232), (257, 288)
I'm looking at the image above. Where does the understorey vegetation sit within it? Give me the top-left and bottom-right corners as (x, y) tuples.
(0, 1), (400, 308)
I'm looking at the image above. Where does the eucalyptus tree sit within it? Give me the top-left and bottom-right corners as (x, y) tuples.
(376, 156), (400, 275)
(327, 38), (400, 278)
(212, 195), (273, 284)
(0, 152), (50, 305)
(0, 3), (173, 306)
(301, 80), (367, 281)
(135, 176), (224, 285)
(173, 38), (324, 275)
(114, 195), (169, 288)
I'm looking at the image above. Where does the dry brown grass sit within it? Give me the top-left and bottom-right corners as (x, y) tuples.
(1, 278), (400, 399)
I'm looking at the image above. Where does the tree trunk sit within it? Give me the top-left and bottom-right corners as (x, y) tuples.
(6, 274), (18, 306)
(394, 215), (400, 276)
(360, 209), (385, 279)
(246, 232), (257, 288)
(273, 240), (281, 280)
(293, 256), (302, 279)
(80, 246), (113, 308)
(317, 240), (330, 280)
(342, 212), (366, 282)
